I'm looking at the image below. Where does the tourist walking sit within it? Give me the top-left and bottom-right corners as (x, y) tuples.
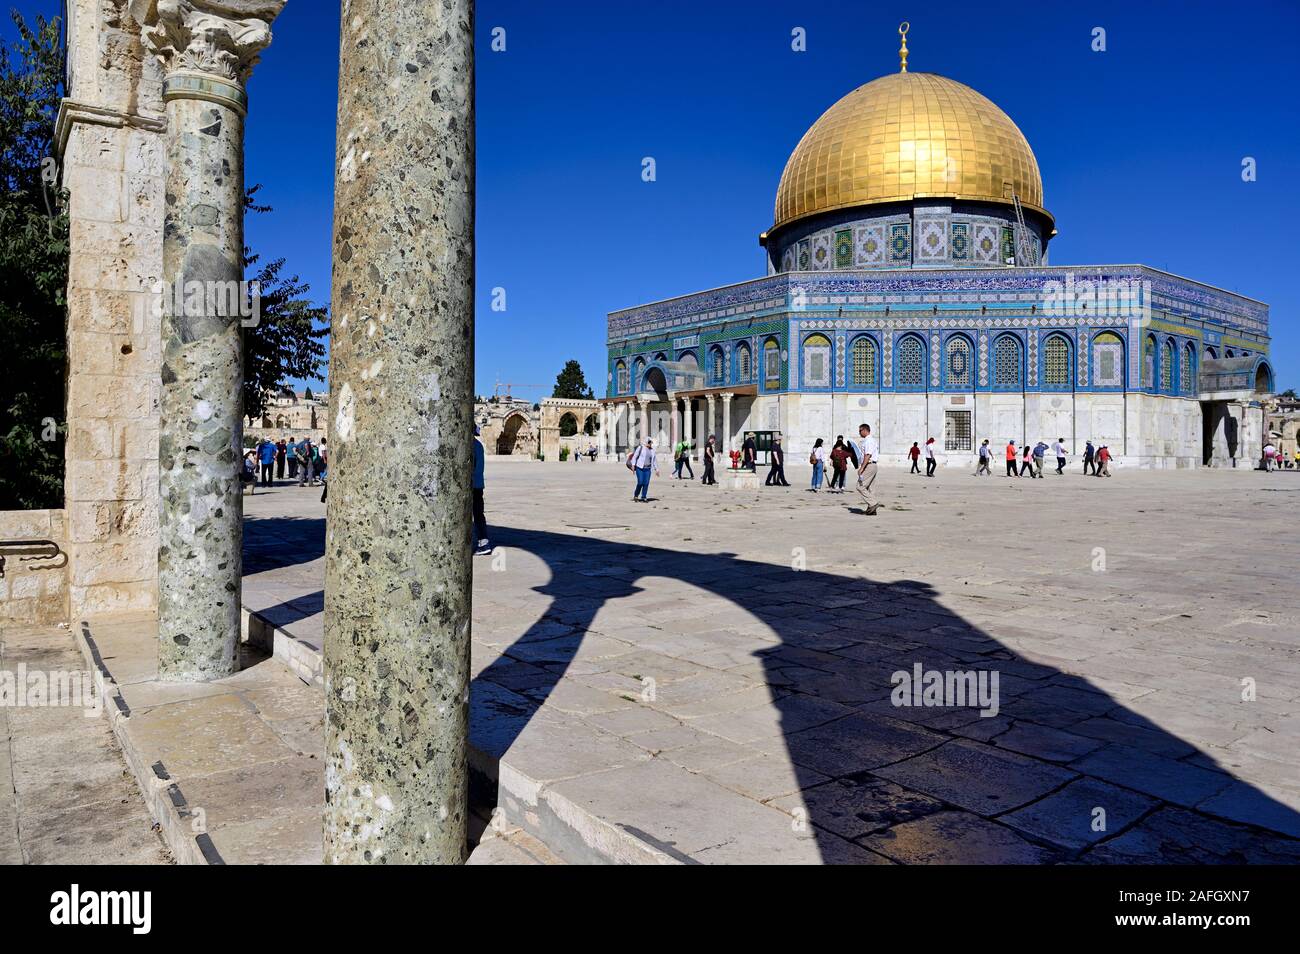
(842, 433), (859, 473)
(854, 423), (880, 516)
(1097, 445), (1112, 477)
(702, 435), (717, 485)
(829, 438), (849, 492)
(766, 436), (790, 486)
(1005, 440), (1018, 477)
(925, 437), (937, 477)
(1082, 440), (1096, 476)
(287, 438), (299, 480)
(908, 442), (921, 474)
(809, 438), (827, 491)
(258, 438), (276, 487)
(1019, 443), (1035, 477)
(1032, 441), (1048, 478)
(473, 425), (490, 554)
(742, 432), (757, 471)
(975, 439), (992, 475)
(275, 438), (287, 479)
(630, 439), (659, 501)
(1052, 437), (1068, 475)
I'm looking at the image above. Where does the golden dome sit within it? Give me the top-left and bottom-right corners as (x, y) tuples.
(772, 71), (1049, 233)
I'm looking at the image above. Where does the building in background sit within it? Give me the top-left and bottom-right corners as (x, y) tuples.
(599, 27), (1274, 468)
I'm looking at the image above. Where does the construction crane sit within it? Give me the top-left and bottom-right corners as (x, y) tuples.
(491, 377), (548, 403)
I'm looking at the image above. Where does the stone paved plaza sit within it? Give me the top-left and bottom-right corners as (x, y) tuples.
(236, 458), (1299, 863)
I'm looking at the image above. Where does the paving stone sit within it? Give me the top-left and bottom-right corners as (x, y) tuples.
(860, 810), (1058, 864)
(999, 778), (1157, 851)
(771, 776), (944, 840)
(781, 712), (946, 778)
(1082, 807), (1300, 865)
(990, 722), (1107, 763)
(873, 738), (1077, 816)
(1070, 744), (1233, 808)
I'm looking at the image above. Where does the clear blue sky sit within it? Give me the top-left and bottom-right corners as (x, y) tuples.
(10, 0), (1299, 395)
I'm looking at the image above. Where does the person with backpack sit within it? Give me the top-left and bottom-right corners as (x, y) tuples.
(809, 438), (827, 492)
(629, 439), (659, 501)
(296, 439), (312, 486)
(258, 438), (276, 487)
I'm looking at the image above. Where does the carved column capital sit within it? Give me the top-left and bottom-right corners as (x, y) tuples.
(132, 0), (285, 110)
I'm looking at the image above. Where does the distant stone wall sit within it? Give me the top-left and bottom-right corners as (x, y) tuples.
(0, 510), (70, 626)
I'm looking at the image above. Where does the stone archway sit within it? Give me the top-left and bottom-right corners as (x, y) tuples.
(538, 397), (601, 461)
(496, 412), (533, 455)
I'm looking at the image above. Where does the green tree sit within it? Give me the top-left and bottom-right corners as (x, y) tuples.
(241, 186), (328, 422)
(553, 359), (593, 400)
(303, 386), (315, 401)
(0, 12), (66, 509)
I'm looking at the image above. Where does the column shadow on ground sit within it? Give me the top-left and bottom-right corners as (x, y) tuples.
(482, 526), (1300, 864)
(242, 513), (1300, 863)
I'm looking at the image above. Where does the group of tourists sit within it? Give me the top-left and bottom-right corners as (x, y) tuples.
(630, 424), (883, 515)
(973, 438), (1113, 477)
(1260, 442), (1297, 471)
(240, 436), (328, 498)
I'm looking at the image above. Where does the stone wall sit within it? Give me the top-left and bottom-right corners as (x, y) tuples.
(0, 510), (69, 625)
(56, 0), (166, 618)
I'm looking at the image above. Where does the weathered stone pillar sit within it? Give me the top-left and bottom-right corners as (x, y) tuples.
(638, 398), (649, 445)
(667, 390), (679, 450)
(683, 396), (694, 458)
(324, 0), (475, 865)
(133, 0), (283, 681)
(721, 391), (734, 451)
(705, 394), (716, 446)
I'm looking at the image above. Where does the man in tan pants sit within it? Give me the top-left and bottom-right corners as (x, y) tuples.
(854, 423), (880, 516)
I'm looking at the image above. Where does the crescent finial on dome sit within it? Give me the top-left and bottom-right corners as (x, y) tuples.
(898, 22), (910, 73)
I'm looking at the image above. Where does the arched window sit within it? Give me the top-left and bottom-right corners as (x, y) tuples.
(736, 343), (753, 383)
(653, 352), (666, 362)
(1143, 334), (1157, 387)
(851, 336), (877, 387)
(945, 336), (972, 389)
(803, 333), (832, 388)
(616, 360), (629, 394)
(1204, 345), (1217, 361)
(1160, 340), (1174, 392)
(1043, 334), (1070, 387)
(993, 334), (1023, 388)
(633, 358), (645, 390)
(1180, 342), (1194, 394)
(1225, 348), (1235, 359)
(897, 334), (926, 389)
(1092, 331), (1124, 387)
(709, 346), (724, 384)
(763, 338), (781, 388)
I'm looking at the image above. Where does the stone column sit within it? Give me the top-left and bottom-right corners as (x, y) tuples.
(683, 396), (694, 458)
(133, 0), (284, 681)
(638, 398), (649, 446)
(667, 390), (679, 451)
(705, 394), (716, 447)
(721, 391), (734, 452)
(324, 0), (475, 864)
